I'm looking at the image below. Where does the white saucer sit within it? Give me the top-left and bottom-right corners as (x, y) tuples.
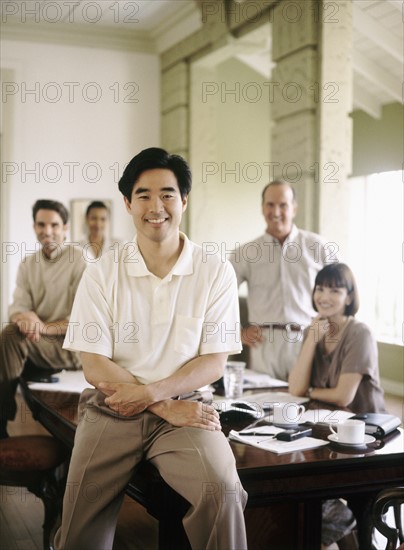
(328, 434), (376, 446)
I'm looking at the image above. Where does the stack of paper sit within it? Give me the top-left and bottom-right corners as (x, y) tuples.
(26, 370), (92, 393)
(243, 370), (288, 389)
(229, 426), (329, 455)
(214, 391), (309, 419)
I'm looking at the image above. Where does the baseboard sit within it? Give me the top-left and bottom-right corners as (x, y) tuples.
(381, 378), (404, 398)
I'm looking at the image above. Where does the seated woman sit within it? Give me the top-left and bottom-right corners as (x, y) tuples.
(289, 263), (386, 550)
(288, 262), (385, 414)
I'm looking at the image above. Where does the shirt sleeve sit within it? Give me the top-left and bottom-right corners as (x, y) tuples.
(339, 322), (378, 378)
(66, 253), (87, 321)
(63, 264), (114, 358)
(8, 262), (33, 319)
(200, 261), (242, 356)
(229, 244), (247, 287)
(318, 235), (340, 266)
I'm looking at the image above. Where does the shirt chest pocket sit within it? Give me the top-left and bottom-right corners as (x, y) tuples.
(174, 315), (204, 357)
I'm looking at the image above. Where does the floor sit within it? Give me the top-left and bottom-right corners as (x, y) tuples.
(1, 393), (403, 550)
(1, 393), (159, 550)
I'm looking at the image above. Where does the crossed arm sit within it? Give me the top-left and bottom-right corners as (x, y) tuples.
(80, 351), (226, 431)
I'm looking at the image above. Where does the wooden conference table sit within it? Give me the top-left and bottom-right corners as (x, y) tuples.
(19, 378), (404, 550)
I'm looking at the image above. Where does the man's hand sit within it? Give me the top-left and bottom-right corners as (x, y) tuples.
(98, 381), (222, 430)
(241, 325), (264, 348)
(98, 381), (154, 416)
(152, 400), (221, 431)
(13, 311), (44, 343)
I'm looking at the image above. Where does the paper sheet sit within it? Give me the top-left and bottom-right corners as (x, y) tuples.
(26, 369), (93, 393)
(229, 426), (330, 454)
(243, 370), (288, 389)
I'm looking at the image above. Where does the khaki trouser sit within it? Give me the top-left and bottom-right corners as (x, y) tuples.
(250, 327), (303, 381)
(0, 324), (81, 422)
(55, 389), (248, 550)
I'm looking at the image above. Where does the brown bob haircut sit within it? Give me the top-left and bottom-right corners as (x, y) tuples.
(312, 263), (359, 316)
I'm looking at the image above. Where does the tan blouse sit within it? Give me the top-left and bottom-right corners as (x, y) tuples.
(308, 318), (386, 413)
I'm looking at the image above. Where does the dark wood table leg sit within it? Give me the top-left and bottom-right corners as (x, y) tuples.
(299, 499), (322, 550)
(348, 493), (377, 550)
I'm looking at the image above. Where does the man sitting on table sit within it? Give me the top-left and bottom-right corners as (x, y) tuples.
(230, 180), (332, 381)
(54, 147), (248, 550)
(0, 199), (86, 438)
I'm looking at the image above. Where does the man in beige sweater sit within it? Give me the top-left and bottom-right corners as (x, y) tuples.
(0, 199), (86, 438)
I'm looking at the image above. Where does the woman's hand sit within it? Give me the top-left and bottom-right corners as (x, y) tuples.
(307, 315), (331, 344)
(241, 325), (264, 348)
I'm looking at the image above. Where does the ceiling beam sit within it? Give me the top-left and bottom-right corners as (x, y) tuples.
(353, 81), (382, 119)
(353, 2), (403, 63)
(353, 49), (402, 102)
(194, 35), (271, 69)
(235, 53), (273, 78)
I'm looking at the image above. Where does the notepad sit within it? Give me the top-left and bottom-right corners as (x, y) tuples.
(229, 426), (329, 455)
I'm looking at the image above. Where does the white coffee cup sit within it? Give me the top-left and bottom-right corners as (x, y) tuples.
(272, 402), (305, 425)
(223, 361), (246, 399)
(329, 419), (365, 444)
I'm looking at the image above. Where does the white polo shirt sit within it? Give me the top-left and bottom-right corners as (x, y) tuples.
(231, 225), (331, 326)
(78, 237), (124, 262)
(63, 233), (242, 384)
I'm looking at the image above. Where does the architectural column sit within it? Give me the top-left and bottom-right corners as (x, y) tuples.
(160, 0), (230, 161)
(161, 61), (190, 233)
(161, 60), (189, 159)
(317, 0), (353, 249)
(270, 0), (353, 242)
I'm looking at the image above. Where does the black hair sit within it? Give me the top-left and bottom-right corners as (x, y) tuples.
(118, 147), (192, 201)
(86, 201), (109, 217)
(261, 180), (296, 204)
(32, 199), (69, 224)
(312, 263), (359, 316)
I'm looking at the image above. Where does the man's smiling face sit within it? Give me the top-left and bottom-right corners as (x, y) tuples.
(262, 184), (297, 243)
(124, 168), (188, 244)
(33, 209), (67, 257)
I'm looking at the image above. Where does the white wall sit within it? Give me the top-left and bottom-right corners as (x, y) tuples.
(1, 38), (160, 322)
(190, 57), (271, 252)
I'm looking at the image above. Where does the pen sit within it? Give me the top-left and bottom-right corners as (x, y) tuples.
(238, 432), (277, 436)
